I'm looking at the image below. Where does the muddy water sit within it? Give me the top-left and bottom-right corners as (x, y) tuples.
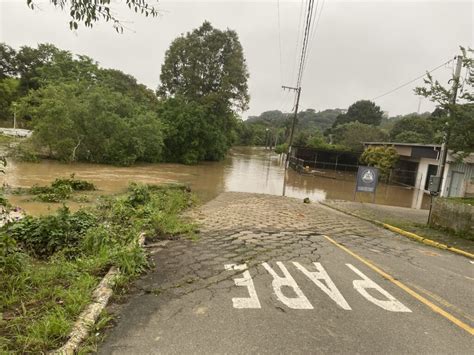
(1, 147), (429, 215)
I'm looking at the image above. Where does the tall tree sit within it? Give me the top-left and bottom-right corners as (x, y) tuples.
(332, 121), (387, 152)
(0, 43), (18, 79)
(158, 21), (249, 163)
(415, 47), (474, 154)
(333, 100), (384, 127)
(389, 115), (435, 143)
(158, 21), (249, 112)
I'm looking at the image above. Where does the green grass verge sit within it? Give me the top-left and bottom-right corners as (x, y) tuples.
(0, 183), (196, 353)
(447, 197), (474, 205)
(377, 218), (474, 253)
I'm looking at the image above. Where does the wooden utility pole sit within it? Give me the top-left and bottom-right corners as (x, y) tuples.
(282, 85), (301, 162)
(437, 55), (463, 196)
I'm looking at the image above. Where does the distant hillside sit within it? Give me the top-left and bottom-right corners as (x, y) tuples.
(246, 108), (344, 132)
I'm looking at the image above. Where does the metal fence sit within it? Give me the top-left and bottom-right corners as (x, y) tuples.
(289, 156), (419, 187)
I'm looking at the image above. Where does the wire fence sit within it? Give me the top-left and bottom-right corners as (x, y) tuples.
(289, 156), (419, 187)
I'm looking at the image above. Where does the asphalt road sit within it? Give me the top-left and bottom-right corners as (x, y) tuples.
(99, 193), (474, 354)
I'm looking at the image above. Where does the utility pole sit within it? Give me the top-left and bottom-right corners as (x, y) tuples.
(12, 102), (17, 130)
(282, 85), (301, 162)
(437, 55), (462, 197)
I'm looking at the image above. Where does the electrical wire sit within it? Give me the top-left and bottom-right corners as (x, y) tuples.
(303, 0), (325, 80)
(290, 0), (306, 87)
(371, 58), (454, 101)
(296, 0), (315, 88)
(276, 0), (283, 85)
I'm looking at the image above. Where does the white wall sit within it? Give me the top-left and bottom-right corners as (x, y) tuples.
(415, 157), (439, 192)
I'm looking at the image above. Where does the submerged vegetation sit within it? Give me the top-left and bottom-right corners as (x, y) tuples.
(6, 175), (96, 203)
(1, 21), (249, 165)
(0, 183), (196, 352)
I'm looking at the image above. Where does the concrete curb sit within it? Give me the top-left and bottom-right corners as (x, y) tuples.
(50, 233), (147, 355)
(319, 202), (474, 260)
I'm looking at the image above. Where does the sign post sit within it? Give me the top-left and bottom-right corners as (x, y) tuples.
(354, 166), (379, 202)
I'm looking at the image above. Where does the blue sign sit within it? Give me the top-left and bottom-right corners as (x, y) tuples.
(356, 166), (379, 193)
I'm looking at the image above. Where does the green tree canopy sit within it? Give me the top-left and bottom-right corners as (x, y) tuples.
(19, 82), (163, 165)
(360, 146), (399, 179)
(158, 21), (250, 112)
(389, 115), (435, 143)
(333, 100), (384, 127)
(332, 121), (388, 152)
(415, 47), (474, 154)
(159, 96), (235, 164)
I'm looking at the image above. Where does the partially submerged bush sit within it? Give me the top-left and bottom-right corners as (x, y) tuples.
(8, 175), (96, 203)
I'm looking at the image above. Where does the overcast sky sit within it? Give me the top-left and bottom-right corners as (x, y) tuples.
(1, 0), (472, 118)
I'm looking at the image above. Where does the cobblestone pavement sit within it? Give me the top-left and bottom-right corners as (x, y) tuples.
(99, 192), (474, 354)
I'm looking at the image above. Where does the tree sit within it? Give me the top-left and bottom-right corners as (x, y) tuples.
(19, 82), (164, 165)
(0, 78), (20, 121)
(0, 43), (18, 79)
(360, 146), (399, 180)
(415, 47), (474, 154)
(158, 21), (249, 112)
(389, 115), (435, 143)
(26, 0), (159, 32)
(333, 100), (384, 127)
(332, 121), (387, 152)
(158, 22), (249, 162)
(159, 96), (234, 164)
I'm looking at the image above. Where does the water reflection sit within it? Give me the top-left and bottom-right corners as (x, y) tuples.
(1, 146), (429, 215)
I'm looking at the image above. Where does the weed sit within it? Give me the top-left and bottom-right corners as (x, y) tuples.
(0, 183), (196, 352)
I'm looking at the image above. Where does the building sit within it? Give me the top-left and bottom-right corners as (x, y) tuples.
(364, 142), (474, 199)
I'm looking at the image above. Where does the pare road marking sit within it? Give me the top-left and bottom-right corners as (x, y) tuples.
(323, 235), (474, 336)
(225, 262), (411, 312)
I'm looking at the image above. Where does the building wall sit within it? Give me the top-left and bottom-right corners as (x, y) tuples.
(415, 157), (439, 192)
(444, 162), (474, 197)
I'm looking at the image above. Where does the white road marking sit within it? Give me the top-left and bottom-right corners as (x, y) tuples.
(262, 262), (313, 309)
(346, 263), (412, 313)
(225, 264), (261, 309)
(293, 262), (352, 310)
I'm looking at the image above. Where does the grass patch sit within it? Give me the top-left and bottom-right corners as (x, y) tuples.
(378, 217), (474, 253)
(0, 183), (196, 353)
(447, 197), (474, 206)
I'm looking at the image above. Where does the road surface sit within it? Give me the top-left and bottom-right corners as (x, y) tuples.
(99, 192), (474, 354)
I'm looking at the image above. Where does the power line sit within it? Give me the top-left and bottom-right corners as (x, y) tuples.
(290, 0), (306, 88)
(296, 0), (315, 88)
(276, 0), (283, 85)
(371, 58), (454, 101)
(303, 0), (325, 78)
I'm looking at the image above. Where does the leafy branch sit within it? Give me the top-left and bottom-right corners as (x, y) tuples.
(26, 0), (159, 32)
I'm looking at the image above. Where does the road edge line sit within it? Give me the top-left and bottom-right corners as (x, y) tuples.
(50, 233), (147, 355)
(323, 235), (474, 336)
(319, 201), (474, 260)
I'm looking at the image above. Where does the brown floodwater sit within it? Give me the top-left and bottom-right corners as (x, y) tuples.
(1, 146), (429, 216)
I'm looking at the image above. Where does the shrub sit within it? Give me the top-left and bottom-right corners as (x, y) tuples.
(2, 207), (98, 259)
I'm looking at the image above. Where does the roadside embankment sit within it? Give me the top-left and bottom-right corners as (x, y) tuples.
(0, 183), (196, 353)
(321, 200), (474, 255)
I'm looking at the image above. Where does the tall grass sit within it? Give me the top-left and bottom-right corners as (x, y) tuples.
(0, 183), (196, 352)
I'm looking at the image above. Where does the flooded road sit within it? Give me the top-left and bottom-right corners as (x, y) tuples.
(1, 147), (429, 215)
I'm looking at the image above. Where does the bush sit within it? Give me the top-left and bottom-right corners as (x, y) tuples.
(275, 143), (288, 154)
(2, 207), (98, 259)
(360, 146), (399, 179)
